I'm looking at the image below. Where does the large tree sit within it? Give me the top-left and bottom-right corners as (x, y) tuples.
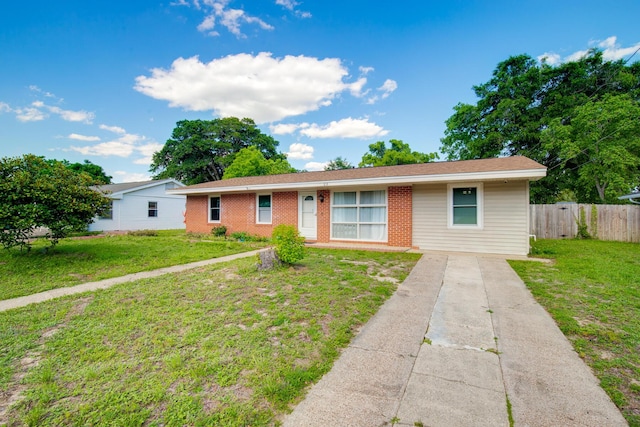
(150, 117), (285, 185)
(359, 139), (438, 167)
(48, 159), (112, 184)
(542, 94), (640, 203)
(440, 50), (640, 202)
(325, 156), (354, 170)
(0, 155), (111, 251)
(222, 147), (297, 179)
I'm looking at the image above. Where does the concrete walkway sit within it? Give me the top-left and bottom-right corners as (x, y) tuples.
(282, 253), (627, 427)
(0, 249), (266, 312)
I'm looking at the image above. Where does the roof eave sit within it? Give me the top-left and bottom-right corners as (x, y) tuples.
(168, 168), (547, 196)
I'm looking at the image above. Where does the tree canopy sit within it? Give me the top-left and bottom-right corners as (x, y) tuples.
(359, 139), (438, 167)
(222, 147), (297, 179)
(52, 159), (112, 184)
(440, 50), (640, 203)
(0, 155), (111, 251)
(324, 156), (354, 170)
(150, 117), (285, 185)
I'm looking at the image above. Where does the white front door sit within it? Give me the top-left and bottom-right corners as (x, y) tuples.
(298, 192), (317, 240)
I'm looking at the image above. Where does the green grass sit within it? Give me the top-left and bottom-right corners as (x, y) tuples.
(0, 230), (268, 301)
(510, 239), (640, 426)
(0, 248), (421, 426)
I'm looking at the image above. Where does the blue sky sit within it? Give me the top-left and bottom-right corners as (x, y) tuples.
(1, 0), (639, 182)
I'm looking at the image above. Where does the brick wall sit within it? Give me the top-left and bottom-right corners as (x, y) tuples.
(185, 192), (298, 237)
(388, 186), (413, 247)
(316, 189), (331, 243)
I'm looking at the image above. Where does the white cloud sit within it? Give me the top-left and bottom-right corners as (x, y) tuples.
(68, 133), (100, 142)
(275, 0), (311, 18)
(28, 85), (56, 98)
(304, 161), (328, 171)
(100, 124), (126, 134)
(15, 107), (46, 122)
(112, 171), (151, 183)
(299, 117), (389, 139)
(45, 105), (95, 124)
(0, 102), (11, 113)
(538, 36), (640, 65)
(269, 122), (309, 135)
(175, 0), (273, 37)
(135, 52), (367, 123)
(68, 132), (160, 166)
(359, 66), (374, 75)
(366, 79), (398, 104)
(286, 142), (314, 159)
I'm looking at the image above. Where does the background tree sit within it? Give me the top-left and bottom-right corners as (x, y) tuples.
(325, 156), (354, 170)
(222, 147), (297, 179)
(440, 50), (640, 202)
(150, 117), (285, 185)
(542, 94), (640, 203)
(359, 139), (438, 167)
(49, 159), (112, 184)
(0, 154), (111, 251)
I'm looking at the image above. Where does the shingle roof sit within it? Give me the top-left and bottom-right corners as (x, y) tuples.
(176, 156), (546, 194)
(93, 179), (184, 195)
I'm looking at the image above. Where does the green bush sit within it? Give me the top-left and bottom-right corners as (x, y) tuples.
(230, 231), (269, 242)
(272, 225), (305, 265)
(127, 229), (158, 237)
(211, 225), (228, 238)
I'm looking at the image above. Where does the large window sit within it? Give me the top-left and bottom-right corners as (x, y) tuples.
(332, 190), (387, 241)
(448, 183), (483, 228)
(148, 201), (158, 218)
(257, 194), (272, 224)
(209, 196), (221, 222)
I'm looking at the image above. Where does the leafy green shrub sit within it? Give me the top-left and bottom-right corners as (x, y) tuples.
(272, 224), (305, 265)
(211, 225), (228, 238)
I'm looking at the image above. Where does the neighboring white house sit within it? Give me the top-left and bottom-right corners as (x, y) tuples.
(89, 179), (186, 232)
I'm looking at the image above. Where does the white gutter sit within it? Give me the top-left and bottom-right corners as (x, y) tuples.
(168, 168), (547, 196)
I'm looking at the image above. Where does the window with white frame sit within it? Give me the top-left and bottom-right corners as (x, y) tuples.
(148, 201), (158, 217)
(209, 196), (221, 222)
(257, 194), (272, 223)
(448, 183), (483, 228)
(331, 190), (387, 241)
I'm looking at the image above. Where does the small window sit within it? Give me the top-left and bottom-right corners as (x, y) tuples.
(99, 200), (113, 220)
(148, 201), (158, 218)
(257, 194), (271, 223)
(210, 196), (221, 222)
(448, 183), (483, 228)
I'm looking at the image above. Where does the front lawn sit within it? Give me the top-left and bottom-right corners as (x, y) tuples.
(0, 230), (268, 301)
(0, 248), (421, 426)
(509, 239), (640, 426)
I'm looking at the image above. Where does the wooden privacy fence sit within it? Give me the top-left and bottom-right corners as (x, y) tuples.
(530, 204), (640, 242)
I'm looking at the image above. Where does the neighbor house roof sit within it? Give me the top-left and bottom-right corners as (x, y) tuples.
(93, 179), (185, 199)
(169, 156), (546, 196)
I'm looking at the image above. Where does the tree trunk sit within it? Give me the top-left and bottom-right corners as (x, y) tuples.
(257, 249), (281, 270)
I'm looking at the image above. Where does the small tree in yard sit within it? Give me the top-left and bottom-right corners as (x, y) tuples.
(0, 154), (112, 251)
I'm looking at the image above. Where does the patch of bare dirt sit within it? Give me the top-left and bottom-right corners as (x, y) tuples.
(0, 296), (93, 424)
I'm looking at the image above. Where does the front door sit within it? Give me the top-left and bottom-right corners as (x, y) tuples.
(298, 192), (317, 240)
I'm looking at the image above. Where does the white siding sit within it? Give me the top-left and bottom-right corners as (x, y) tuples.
(412, 181), (530, 255)
(89, 184), (186, 231)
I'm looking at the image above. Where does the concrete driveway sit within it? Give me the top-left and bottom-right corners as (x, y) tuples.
(282, 253), (627, 427)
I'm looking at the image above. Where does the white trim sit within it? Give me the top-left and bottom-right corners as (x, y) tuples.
(447, 182), (483, 229)
(208, 195), (221, 223)
(167, 169), (547, 196)
(256, 193), (272, 224)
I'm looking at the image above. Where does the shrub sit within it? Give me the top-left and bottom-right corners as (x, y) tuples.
(272, 224), (305, 265)
(211, 225), (228, 238)
(230, 231), (269, 242)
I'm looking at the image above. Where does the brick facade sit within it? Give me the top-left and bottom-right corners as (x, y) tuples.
(387, 186), (413, 247)
(185, 192), (298, 237)
(185, 187), (413, 247)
